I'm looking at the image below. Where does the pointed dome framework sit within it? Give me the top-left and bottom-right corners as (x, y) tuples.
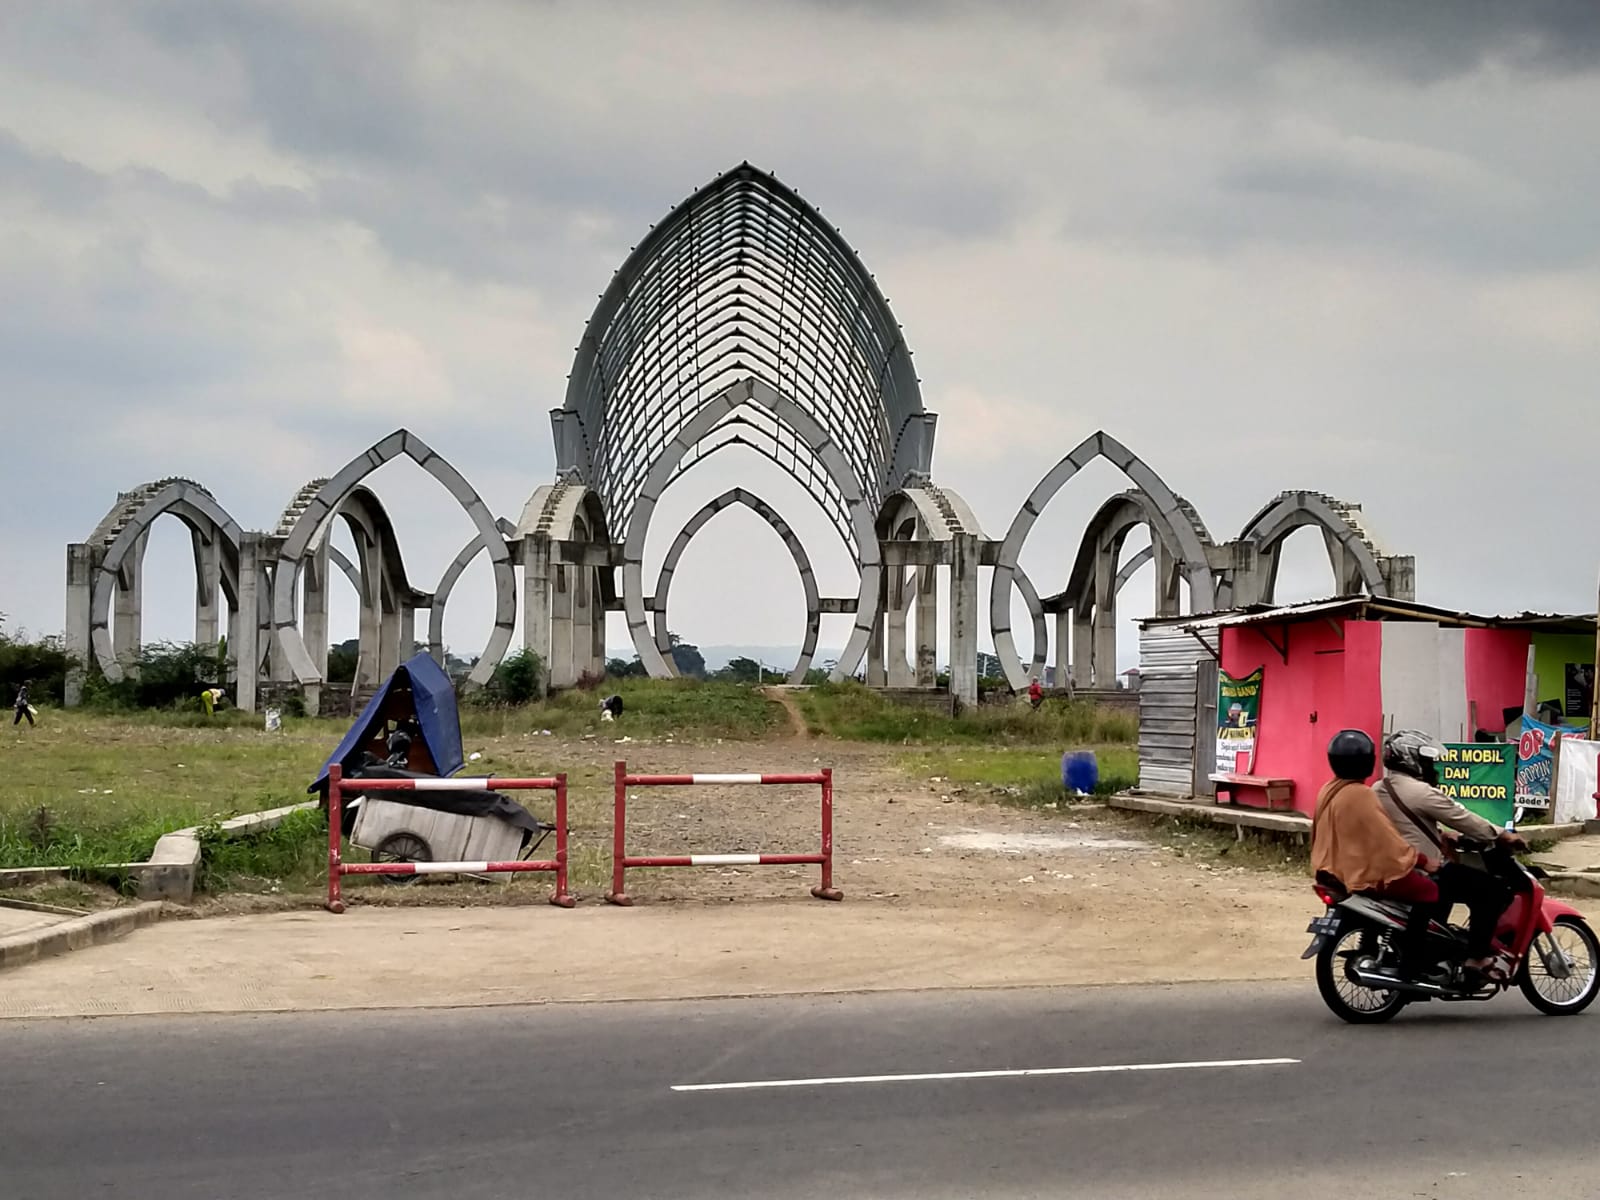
(556, 162), (934, 544)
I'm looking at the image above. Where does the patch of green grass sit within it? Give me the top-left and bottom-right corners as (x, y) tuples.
(901, 746), (1139, 806)
(798, 681), (1137, 746)
(0, 709), (333, 869)
(461, 677), (783, 741)
(196, 808), (328, 893)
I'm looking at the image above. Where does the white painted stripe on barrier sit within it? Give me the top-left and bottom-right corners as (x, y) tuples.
(690, 854), (763, 866)
(410, 861), (491, 874)
(670, 1057), (1301, 1092)
(691, 774), (763, 785)
(407, 778), (493, 791)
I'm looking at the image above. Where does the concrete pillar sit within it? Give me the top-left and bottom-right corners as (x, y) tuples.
(301, 543), (330, 681)
(550, 565), (576, 688)
(590, 568), (609, 679)
(1154, 539), (1181, 617)
(914, 564), (938, 688)
(1093, 552), (1117, 689)
(398, 603), (416, 665)
(865, 565), (887, 687)
(522, 534), (553, 695)
(886, 566), (913, 687)
(193, 528), (221, 648)
(64, 544), (94, 706)
(355, 537), (381, 692)
(576, 560), (601, 681)
(1054, 607), (1070, 694)
(948, 534), (979, 710)
(1072, 608), (1093, 689)
(236, 533), (262, 713)
(378, 579), (402, 682)
(113, 533), (147, 672)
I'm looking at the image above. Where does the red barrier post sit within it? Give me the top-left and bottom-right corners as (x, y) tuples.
(812, 767), (842, 901)
(608, 760), (632, 906)
(326, 763), (346, 914)
(550, 773), (575, 908)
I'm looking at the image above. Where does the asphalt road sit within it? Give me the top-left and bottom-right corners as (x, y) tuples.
(3, 981), (1594, 1199)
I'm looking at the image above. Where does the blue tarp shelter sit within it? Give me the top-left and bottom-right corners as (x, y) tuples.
(308, 652), (465, 793)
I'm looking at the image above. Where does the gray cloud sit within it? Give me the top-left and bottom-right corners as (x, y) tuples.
(2, 0), (1598, 663)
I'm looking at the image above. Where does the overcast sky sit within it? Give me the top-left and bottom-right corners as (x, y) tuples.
(2, 1), (1597, 673)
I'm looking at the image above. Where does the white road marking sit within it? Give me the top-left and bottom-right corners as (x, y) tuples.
(671, 1057), (1300, 1093)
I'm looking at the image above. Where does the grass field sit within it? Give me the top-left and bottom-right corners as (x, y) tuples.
(1, 681), (1141, 894)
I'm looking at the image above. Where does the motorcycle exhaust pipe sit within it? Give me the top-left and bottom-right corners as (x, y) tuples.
(1351, 967), (1453, 998)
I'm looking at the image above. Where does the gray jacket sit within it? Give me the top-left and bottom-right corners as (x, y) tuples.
(1376, 771), (1500, 860)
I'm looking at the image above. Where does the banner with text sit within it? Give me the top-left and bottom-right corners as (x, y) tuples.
(1439, 743), (1515, 827)
(1217, 668), (1263, 774)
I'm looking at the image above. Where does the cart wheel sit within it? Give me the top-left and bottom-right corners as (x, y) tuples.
(372, 832), (433, 885)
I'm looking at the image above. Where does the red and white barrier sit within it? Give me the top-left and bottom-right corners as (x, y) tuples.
(607, 761), (842, 905)
(325, 764), (574, 912)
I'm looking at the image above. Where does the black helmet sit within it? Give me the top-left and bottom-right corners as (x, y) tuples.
(1383, 729), (1441, 785)
(1328, 729), (1376, 782)
(386, 729), (412, 756)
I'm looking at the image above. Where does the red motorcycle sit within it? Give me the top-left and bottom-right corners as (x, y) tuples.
(1304, 835), (1600, 1024)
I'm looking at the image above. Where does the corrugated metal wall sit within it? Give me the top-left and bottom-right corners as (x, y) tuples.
(1137, 624), (1219, 797)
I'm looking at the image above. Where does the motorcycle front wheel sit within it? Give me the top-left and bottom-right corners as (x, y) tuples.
(1316, 927), (1409, 1024)
(1520, 915), (1600, 1016)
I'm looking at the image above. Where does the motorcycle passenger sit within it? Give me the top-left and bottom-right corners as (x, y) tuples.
(1376, 730), (1528, 976)
(1312, 729), (1441, 979)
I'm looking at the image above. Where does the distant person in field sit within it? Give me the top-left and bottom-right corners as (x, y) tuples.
(13, 679), (34, 727)
(1027, 677), (1043, 710)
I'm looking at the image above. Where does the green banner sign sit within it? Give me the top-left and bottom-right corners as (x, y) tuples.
(1216, 668), (1263, 773)
(1438, 743), (1515, 826)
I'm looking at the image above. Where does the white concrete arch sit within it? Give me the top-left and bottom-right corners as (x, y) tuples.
(87, 481), (243, 682)
(989, 432), (1218, 691)
(650, 487), (821, 685)
(622, 377), (880, 682)
(271, 430), (515, 694)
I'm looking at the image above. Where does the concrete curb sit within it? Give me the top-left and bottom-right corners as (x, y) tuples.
(0, 902), (165, 971)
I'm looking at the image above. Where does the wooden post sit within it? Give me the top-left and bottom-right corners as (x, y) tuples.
(1523, 644), (1538, 727)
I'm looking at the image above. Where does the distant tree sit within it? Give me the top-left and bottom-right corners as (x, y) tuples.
(606, 656), (649, 678)
(716, 656), (764, 683)
(666, 631), (706, 679)
(326, 638), (360, 684)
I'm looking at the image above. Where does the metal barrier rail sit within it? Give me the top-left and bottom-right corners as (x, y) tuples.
(325, 764), (573, 912)
(606, 762), (841, 905)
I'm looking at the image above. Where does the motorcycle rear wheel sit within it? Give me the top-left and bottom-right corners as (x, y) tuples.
(1316, 928), (1409, 1024)
(1520, 915), (1600, 1016)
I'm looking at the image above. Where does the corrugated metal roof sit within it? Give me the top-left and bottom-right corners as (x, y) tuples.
(1141, 595), (1596, 635)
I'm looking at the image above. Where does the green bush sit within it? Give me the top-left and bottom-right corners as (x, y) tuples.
(195, 807), (326, 892)
(797, 680), (1138, 746)
(0, 620), (72, 706)
(482, 649), (542, 706)
(79, 640), (230, 711)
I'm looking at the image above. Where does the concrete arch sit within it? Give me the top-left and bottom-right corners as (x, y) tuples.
(623, 376), (880, 681)
(426, 518), (517, 663)
(989, 432), (1218, 691)
(1235, 491), (1392, 604)
(271, 430), (515, 695)
(650, 488), (821, 685)
(87, 480), (243, 682)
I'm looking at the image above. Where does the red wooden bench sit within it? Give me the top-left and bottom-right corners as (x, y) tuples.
(1209, 772), (1295, 811)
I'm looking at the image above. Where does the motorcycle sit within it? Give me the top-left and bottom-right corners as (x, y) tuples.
(1304, 833), (1600, 1024)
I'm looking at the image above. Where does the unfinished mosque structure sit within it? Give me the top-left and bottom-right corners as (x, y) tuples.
(63, 164), (1414, 713)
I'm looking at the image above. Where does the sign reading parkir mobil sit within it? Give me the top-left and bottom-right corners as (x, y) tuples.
(1438, 743), (1516, 826)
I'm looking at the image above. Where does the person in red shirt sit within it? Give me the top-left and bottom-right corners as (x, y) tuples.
(1027, 677), (1043, 710)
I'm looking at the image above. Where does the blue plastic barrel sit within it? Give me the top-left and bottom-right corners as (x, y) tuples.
(1062, 750), (1099, 796)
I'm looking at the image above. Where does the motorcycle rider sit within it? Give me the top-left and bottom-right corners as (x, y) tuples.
(1312, 729), (1441, 979)
(1376, 729), (1528, 976)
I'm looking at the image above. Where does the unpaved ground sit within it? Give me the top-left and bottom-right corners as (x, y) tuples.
(0, 732), (1323, 1017)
